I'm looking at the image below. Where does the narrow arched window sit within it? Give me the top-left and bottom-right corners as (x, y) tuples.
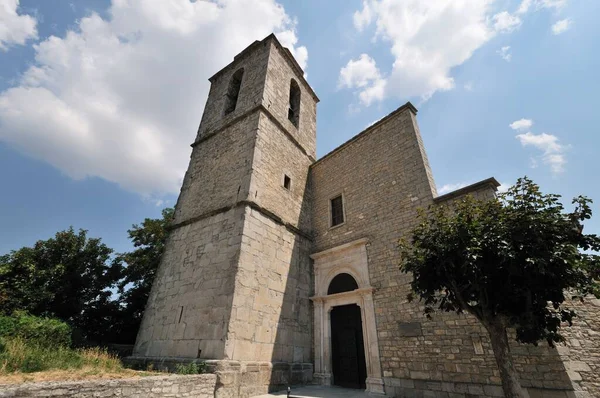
(288, 79), (300, 128)
(224, 68), (244, 115)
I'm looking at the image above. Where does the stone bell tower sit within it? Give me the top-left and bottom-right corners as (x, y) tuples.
(132, 34), (318, 391)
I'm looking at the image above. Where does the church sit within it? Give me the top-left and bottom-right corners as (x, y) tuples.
(130, 34), (599, 398)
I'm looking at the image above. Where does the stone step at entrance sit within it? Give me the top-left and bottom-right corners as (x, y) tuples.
(251, 385), (376, 398)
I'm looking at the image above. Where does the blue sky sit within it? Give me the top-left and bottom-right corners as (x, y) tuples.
(0, 0), (598, 255)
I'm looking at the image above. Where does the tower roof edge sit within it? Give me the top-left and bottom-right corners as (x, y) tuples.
(208, 33), (319, 102)
(311, 101), (418, 167)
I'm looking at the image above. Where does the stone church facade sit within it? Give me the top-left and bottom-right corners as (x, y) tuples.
(131, 35), (600, 397)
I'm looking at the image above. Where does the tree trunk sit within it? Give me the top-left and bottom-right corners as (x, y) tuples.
(484, 319), (527, 398)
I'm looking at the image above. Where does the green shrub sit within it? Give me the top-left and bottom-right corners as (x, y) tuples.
(0, 311), (71, 347)
(174, 361), (206, 375)
(0, 337), (123, 374)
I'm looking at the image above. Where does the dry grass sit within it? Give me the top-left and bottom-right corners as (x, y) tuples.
(0, 367), (157, 385)
(0, 338), (158, 385)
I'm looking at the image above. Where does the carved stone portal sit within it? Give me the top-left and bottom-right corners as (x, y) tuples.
(310, 238), (385, 394)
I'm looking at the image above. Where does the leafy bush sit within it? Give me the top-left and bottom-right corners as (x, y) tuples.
(0, 312), (71, 347)
(0, 337), (123, 374)
(175, 362), (206, 374)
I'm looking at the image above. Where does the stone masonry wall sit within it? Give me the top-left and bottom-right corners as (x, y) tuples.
(174, 113), (259, 225)
(225, 207), (313, 365)
(134, 207), (245, 360)
(0, 375), (216, 398)
(197, 40), (269, 139)
(249, 111), (313, 231)
(555, 297), (600, 397)
(262, 40), (317, 158)
(310, 104), (586, 396)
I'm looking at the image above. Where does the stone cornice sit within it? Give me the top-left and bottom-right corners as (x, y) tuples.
(310, 287), (375, 302)
(310, 237), (369, 260)
(191, 104), (316, 163)
(208, 34), (319, 103)
(167, 200), (313, 241)
(433, 177), (500, 203)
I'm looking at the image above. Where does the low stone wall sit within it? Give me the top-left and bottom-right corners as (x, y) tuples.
(209, 360), (312, 398)
(125, 357), (312, 398)
(0, 374), (216, 398)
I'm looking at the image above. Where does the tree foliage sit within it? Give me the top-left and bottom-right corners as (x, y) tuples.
(0, 311), (72, 347)
(112, 207), (174, 343)
(0, 228), (121, 342)
(0, 209), (174, 345)
(400, 177), (600, 397)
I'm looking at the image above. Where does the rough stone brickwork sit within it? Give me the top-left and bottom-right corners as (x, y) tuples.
(310, 103), (600, 397)
(134, 207), (245, 359)
(132, 34), (318, 395)
(0, 375), (216, 398)
(249, 112), (313, 231)
(261, 41), (318, 158)
(132, 33), (600, 398)
(555, 297), (600, 397)
(197, 41), (269, 139)
(226, 207), (312, 363)
(173, 114), (258, 224)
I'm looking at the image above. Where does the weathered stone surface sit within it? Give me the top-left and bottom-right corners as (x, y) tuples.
(131, 34), (316, 395)
(0, 375), (216, 398)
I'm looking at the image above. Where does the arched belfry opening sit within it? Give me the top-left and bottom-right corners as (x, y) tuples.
(224, 68), (244, 115)
(328, 273), (358, 295)
(288, 79), (300, 128)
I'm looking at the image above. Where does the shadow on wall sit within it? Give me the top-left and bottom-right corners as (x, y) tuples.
(265, 173), (314, 393)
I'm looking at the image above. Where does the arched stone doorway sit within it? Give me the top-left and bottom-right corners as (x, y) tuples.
(331, 303), (367, 389)
(310, 238), (385, 394)
(327, 274), (367, 388)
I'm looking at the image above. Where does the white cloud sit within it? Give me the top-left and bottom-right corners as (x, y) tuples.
(497, 46), (512, 62)
(438, 182), (468, 195)
(537, 0), (568, 10)
(339, 54), (386, 106)
(0, 0), (307, 197)
(492, 11), (522, 33)
(511, 118), (567, 174)
(516, 0), (533, 14)
(343, 1), (496, 103)
(518, 0), (568, 13)
(353, 1), (373, 32)
(509, 118), (533, 130)
(516, 132), (562, 153)
(515, 132), (567, 174)
(497, 182), (511, 193)
(552, 18), (572, 35)
(464, 82), (474, 91)
(0, 0), (37, 50)
(530, 158), (539, 168)
(342, 0), (573, 106)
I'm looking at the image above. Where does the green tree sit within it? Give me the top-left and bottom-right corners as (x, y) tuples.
(399, 177), (600, 397)
(113, 207), (174, 343)
(0, 228), (122, 342)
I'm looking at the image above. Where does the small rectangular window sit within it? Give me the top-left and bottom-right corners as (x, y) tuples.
(283, 175), (291, 190)
(330, 195), (344, 227)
